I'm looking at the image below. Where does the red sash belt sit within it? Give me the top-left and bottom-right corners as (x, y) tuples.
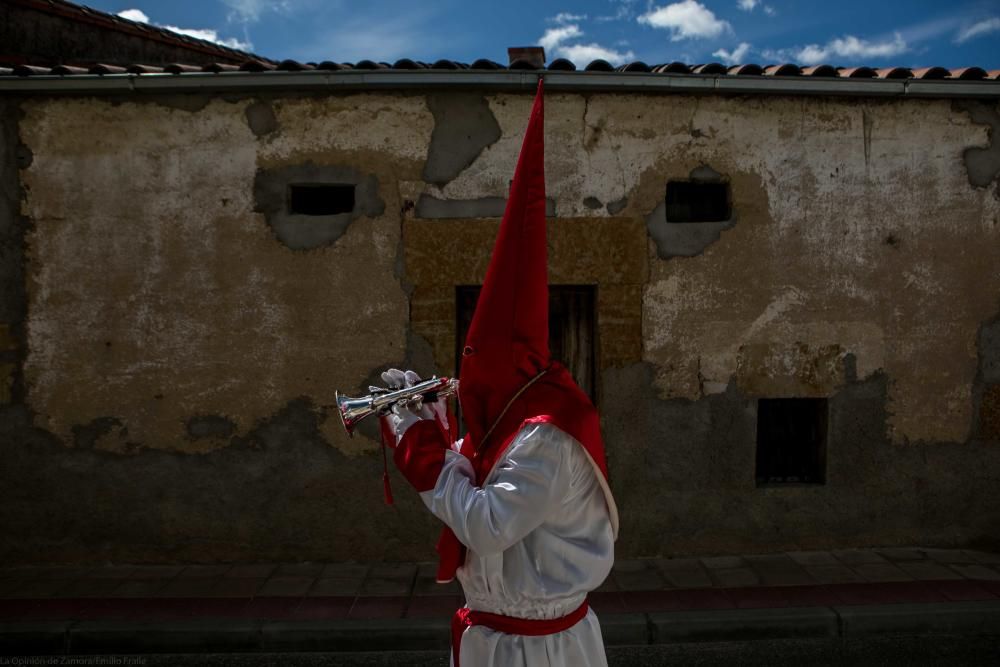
(450, 599), (589, 667)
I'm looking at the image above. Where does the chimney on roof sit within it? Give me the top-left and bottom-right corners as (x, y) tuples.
(508, 46), (545, 69)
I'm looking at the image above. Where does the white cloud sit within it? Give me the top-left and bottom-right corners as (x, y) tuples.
(162, 25), (252, 50)
(638, 1), (731, 41)
(596, 1), (635, 23)
(537, 21), (634, 65)
(116, 8), (149, 23)
(540, 24), (584, 51)
(794, 33), (908, 64)
(116, 7), (252, 51)
(220, 0), (291, 24)
(559, 43), (635, 65)
(713, 42), (751, 64)
(737, 1), (776, 16)
(551, 12), (587, 24)
(955, 17), (1000, 43)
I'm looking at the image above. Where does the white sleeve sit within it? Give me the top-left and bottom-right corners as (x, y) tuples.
(418, 422), (570, 555)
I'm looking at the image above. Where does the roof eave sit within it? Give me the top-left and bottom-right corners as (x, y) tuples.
(0, 70), (997, 99)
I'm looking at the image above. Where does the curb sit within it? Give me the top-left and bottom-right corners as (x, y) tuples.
(2, 601), (999, 655)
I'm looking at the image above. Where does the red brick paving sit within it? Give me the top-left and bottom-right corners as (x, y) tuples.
(348, 595), (408, 619)
(1, 550), (997, 624)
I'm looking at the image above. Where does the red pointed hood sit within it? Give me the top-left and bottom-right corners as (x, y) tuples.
(437, 79), (619, 584)
(458, 80), (550, 448)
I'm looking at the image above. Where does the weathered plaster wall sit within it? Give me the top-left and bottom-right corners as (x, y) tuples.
(1, 90), (998, 564)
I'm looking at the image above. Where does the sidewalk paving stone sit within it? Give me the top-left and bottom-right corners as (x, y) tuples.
(786, 550), (838, 566)
(59, 577), (126, 598)
(710, 568), (760, 588)
(209, 577), (263, 598)
(966, 550), (1000, 564)
(654, 558), (713, 589)
(256, 575), (314, 597)
(0, 580), (22, 597)
(412, 563), (461, 596)
(361, 563), (417, 596)
(745, 554), (814, 586)
(1, 547), (998, 656)
(895, 559), (963, 581)
(276, 562), (326, 578)
(920, 548), (979, 564)
(701, 556), (745, 570)
(310, 577), (365, 597)
(32, 566), (92, 580)
(876, 547), (926, 562)
(177, 565), (231, 578)
(7, 579), (69, 598)
(128, 565), (184, 578)
(321, 563), (370, 579)
(803, 564), (864, 584)
(112, 578), (172, 597)
(225, 564), (276, 578)
(948, 563), (1000, 581)
(831, 549), (889, 565)
(613, 559), (666, 591)
(158, 577), (220, 598)
(852, 562), (913, 583)
(88, 565), (137, 579)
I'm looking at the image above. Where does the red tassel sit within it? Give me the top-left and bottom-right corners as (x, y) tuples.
(380, 429), (394, 505)
(383, 470), (394, 505)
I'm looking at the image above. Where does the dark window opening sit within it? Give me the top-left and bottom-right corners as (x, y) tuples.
(288, 183), (355, 216)
(665, 181), (731, 222)
(755, 398), (827, 486)
(455, 285), (597, 431)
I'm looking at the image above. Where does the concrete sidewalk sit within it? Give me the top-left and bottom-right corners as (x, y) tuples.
(1, 547), (999, 655)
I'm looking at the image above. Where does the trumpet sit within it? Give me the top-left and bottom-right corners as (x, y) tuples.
(334, 376), (459, 437)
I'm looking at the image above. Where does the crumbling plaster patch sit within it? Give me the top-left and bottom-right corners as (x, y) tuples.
(19, 95), (426, 456)
(954, 100), (1000, 189)
(253, 162), (385, 250)
(423, 93), (501, 186)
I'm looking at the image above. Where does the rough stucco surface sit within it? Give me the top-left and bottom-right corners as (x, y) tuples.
(19, 95), (424, 457)
(432, 94), (1000, 444)
(2, 91), (999, 564)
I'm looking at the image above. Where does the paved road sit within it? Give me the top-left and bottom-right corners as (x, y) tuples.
(89, 634), (998, 666)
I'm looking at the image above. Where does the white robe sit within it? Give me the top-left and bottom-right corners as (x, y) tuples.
(420, 421), (615, 667)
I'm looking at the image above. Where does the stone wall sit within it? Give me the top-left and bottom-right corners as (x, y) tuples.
(0, 89), (997, 564)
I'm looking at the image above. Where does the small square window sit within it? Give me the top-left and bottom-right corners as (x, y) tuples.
(755, 398), (827, 486)
(665, 181), (730, 222)
(288, 184), (355, 216)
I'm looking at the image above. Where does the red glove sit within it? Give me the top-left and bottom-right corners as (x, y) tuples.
(393, 419), (451, 492)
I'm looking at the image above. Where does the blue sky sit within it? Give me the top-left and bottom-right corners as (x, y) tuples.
(90, 0), (998, 68)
